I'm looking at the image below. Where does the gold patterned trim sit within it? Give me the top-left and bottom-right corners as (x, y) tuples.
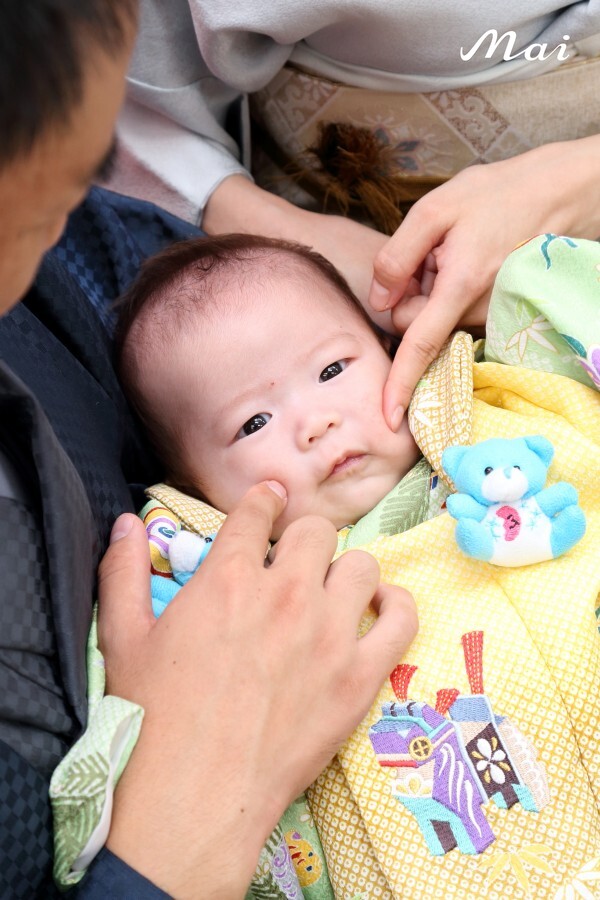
(408, 331), (474, 488)
(145, 483), (226, 537)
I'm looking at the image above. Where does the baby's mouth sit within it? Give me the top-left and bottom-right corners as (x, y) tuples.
(328, 453), (366, 479)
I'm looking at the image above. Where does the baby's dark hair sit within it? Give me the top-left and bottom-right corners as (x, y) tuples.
(116, 233), (377, 493)
(0, 0), (137, 170)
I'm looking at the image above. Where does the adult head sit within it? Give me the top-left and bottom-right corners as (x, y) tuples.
(0, 0), (137, 313)
(117, 234), (420, 538)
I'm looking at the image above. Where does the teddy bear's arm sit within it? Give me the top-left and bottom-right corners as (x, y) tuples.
(535, 482), (579, 517)
(446, 493), (488, 522)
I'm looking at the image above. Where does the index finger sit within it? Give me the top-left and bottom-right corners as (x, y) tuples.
(382, 275), (467, 427)
(204, 480), (287, 569)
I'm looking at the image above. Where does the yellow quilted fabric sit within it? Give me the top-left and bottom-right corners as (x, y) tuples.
(309, 360), (600, 899)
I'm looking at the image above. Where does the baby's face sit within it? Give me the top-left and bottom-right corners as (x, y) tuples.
(174, 272), (420, 538)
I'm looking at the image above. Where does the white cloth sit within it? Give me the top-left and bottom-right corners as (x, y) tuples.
(111, 0), (600, 223)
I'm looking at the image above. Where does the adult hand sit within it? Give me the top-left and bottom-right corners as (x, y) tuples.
(368, 136), (600, 430)
(98, 481), (417, 898)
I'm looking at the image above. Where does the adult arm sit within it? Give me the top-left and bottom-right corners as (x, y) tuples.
(112, 0), (402, 313)
(368, 135), (600, 429)
(98, 482), (418, 897)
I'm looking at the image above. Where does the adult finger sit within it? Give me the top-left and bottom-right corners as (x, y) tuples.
(204, 480), (287, 569)
(382, 268), (471, 428)
(97, 513), (153, 655)
(358, 583), (419, 680)
(368, 204), (448, 312)
(269, 514), (338, 576)
(324, 549), (381, 615)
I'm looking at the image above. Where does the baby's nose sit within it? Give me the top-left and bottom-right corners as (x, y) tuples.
(299, 409), (340, 448)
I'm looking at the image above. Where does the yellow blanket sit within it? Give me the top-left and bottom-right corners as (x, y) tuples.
(308, 356), (600, 899)
(144, 336), (600, 899)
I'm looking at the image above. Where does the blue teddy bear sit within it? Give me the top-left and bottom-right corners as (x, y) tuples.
(441, 436), (585, 566)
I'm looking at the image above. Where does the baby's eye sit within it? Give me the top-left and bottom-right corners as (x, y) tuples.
(319, 360), (348, 382)
(236, 413), (272, 439)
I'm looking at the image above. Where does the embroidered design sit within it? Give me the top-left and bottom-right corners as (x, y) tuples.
(505, 315), (556, 362)
(578, 345), (600, 388)
(284, 830), (323, 887)
(496, 505), (521, 541)
(539, 233), (578, 269)
(480, 844), (554, 895)
(368, 632), (549, 857)
(253, 827), (303, 899)
(553, 853), (600, 899)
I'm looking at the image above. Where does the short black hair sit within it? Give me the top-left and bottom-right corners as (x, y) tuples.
(115, 232), (373, 345)
(0, 0), (137, 169)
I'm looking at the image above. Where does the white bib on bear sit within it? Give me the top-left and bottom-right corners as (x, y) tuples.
(483, 496), (552, 566)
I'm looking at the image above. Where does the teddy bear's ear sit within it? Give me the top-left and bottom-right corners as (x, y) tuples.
(523, 435), (554, 467)
(441, 444), (469, 481)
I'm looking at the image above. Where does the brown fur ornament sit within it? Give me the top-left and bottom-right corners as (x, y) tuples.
(304, 122), (446, 233)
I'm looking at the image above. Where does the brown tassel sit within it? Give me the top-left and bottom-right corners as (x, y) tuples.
(250, 115), (447, 234)
(304, 122), (446, 234)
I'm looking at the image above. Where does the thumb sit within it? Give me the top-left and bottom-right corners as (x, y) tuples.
(97, 513), (153, 656)
(369, 210), (447, 312)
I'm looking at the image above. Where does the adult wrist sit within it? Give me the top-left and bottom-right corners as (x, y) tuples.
(105, 715), (272, 898)
(202, 174), (311, 240)
(533, 136), (600, 239)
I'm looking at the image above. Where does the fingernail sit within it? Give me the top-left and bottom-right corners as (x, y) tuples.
(390, 405), (404, 432)
(370, 279), (392, 311)
(264, 480), (287, 501)
(110, 514), (134, 544)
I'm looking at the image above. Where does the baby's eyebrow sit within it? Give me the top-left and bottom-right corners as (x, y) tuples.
(222, 381), (266, 417)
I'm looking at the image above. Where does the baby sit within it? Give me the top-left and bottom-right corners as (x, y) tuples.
(56, 232), (600, 898)
(115, 233), (423, 540)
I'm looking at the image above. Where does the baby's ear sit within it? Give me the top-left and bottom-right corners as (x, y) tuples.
(442, 444), (469, 482)
(523, 435), (554, 467)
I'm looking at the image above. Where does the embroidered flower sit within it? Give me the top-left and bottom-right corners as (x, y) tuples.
(472, 736), (510, 784)
(578, 345), (600, 388)
(299, 809), (315, 830)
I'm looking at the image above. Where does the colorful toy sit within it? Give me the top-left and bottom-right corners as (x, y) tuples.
(149, 528), (216, 617)
(441, 436), (585, 566)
